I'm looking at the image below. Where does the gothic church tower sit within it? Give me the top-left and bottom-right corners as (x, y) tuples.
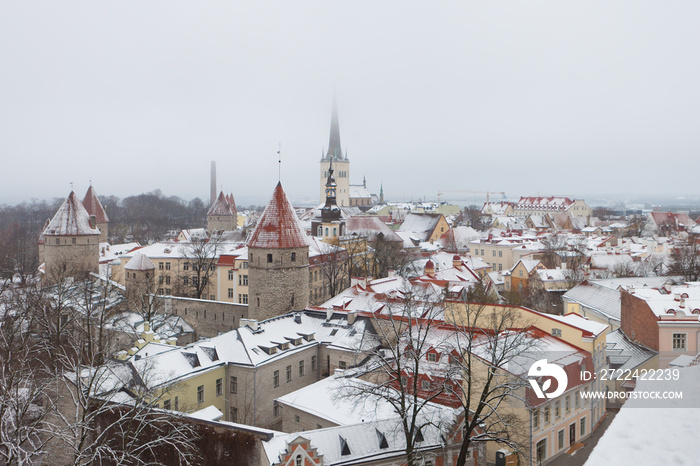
(320, 99), (350, 207)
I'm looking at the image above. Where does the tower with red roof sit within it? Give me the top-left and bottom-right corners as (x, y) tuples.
(41, 191), (101, 282)
(82, 185), (110, 243)
(207, 191), (237, 233)
(247, 183), (309, 321)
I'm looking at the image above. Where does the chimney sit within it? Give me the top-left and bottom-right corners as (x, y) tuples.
(210, 161), (217, 205)
(347, 311), (357, 325)
(240, 318), (259, 331)
(326, 309), (333, 321)
(452, 255), (461, 269)
(294, 312), (302, 324)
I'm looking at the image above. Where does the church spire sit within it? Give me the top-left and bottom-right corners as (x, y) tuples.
(325, 98), (343, 161)
(321, 158), (341, 221)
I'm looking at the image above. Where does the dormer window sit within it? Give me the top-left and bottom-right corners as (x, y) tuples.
(427, 353), (437, 362)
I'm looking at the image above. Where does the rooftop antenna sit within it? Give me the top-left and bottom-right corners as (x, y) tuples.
(70, 181), (74, 192)
(277, 143), (282, 182)
(89, 179), (92, 186)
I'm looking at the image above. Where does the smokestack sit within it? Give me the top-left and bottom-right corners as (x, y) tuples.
(210, 161), (217, 205)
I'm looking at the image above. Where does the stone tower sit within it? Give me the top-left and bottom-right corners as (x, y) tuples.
(207, 191), (237, 233)
(124, 252), (157, 309)
(82, 185), (109, 243)
(41, 191), (101, 282)
(247, 182), (309, 321)
(320, 99), (350, 207)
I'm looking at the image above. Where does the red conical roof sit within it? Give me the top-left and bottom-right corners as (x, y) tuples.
(208, 191), (235, 216)
(247, 183), (308, 249)
(82, 185), (109, 223)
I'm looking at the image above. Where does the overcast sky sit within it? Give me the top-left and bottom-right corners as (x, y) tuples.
(1, 1), (699, 207)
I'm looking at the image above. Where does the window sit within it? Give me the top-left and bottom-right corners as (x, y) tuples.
(273, 401), (280, 417)
(492, 250), (496, 257)
(239, 275), (248, 286)
(183, 262), (189, 271)
(197, 385), (204, 403)
(241, 261), (247, 269)
(673, 333), (686, 350)
(228, 288), (233, 298)
(338, 361), (347, 370)
(291, 252), (296, 262)
(580, 417), (586, 436)
(565, 395), (570, 413)
(552, 328), (562, 337)
(533, 409), (539, 429)
(555, 400), (560, 418)
(421, 380), (430, 390)
(159, 276), (164, 284)
(230, 407), (238, 423)
(536, 439), (547, 462)
(273, 370), (279, 388)
(163, 399), (171, 410)
(311, 355), (316, 371)
(174, 396), (179, 410)
(159, 262), (164, 270)
(267, 253), (273, 263)
(575, 390), (580, 409)
(427, 353), (437, 362)
(216, 378), (223, 396)
(544, 406), (550, 424)
(299, 360), (305, 376)
(286, 365), (292, 382)
(165, 288), (171, 295)
(228, 270), (234, 280)
(295, 456), (302, 466)
(239, 294), (248, 304)
(558, 429), (564, 451)
(499, 250), (502, 257)
(165, 276), (170, 285)
(165, 262), (171, 271)
(294, 414), (300, 423)
(230, 376), (237, 394)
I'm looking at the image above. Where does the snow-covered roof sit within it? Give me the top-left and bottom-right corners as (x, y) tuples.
(276, 374), (399, 425)
(43, 191), (101, 237)
(398, 213), (442, 239)
(248, 183), (308, 249)
(563, 281), (622, 322)
(348, 184), (372, 199)
(585, 364), (700, 465)
(546, 313), (609, 337)
(627, 284), (700, 318)
(345, 216), (403, 242)
(605, 329), (656, 372)
(516, 196), (575, 211)
(124, 252), (156, 271)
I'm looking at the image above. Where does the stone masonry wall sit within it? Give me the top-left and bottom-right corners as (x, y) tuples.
(621, 291), (659, 350)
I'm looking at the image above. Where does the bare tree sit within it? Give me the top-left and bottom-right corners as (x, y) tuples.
(342, 286), (452, 465)
(180, 237), (219, 299)
(668, 233), (700, 281)
(445, 302), (538, 466)
(0, 283), (56, 465)
(318, 241), (349, 299)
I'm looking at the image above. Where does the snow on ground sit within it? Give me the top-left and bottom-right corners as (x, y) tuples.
(585, 364), (700, 465)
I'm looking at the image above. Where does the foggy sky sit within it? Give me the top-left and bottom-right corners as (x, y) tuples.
(1, 1), (699, 206)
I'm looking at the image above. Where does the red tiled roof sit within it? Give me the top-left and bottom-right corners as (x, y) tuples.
(82, 185), (109, 223)
(247, 182), (308, 249)
(208, 191), (235, 216)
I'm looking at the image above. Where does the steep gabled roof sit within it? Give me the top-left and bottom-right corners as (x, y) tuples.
(247, 183), (308, 249)
(207, 191), (235, 216)
(82, 185), (109, 223)
(43, 191), (100, 237)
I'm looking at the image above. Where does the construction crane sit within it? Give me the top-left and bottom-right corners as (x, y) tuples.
(437, 190), (506, 204)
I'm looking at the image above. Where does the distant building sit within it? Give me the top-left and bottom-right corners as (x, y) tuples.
(207, 191), (237, 233)
(82, 185), (109, 243)
(514, 196), (592, 220)
(320, 100), (350, 207)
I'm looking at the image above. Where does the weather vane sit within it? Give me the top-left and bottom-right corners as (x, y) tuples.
(277, 143), (282, 182)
